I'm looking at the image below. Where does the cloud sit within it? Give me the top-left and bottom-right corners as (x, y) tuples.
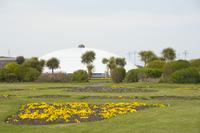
(0, 0), (200, 59)
(1, 10), (200, 33)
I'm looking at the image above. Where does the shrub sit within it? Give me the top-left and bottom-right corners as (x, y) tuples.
(136, 68), (162, 78)
(0, 63), (40, 82)
(170, 67), (200, 83)
(163, 60), (191, 78)
(125, 69), (138, 82)
(72, 70), (88, 82)
(9, 66), (40, 82)
(24, 68), (40, 82)
(4, 73), (18, 82)
(0, 66), (18, 82)
(23, 57), (45, 73)
(190, 59), (200, 70)
(0, 68), (9, 81)
(4, 62), (20, 73)
(125, 68), (162, 83)
(15, 66), (29, 81)
(36, 73), (72, 82)
(111, 67), (126, 83)
(147, 60), (165, 69)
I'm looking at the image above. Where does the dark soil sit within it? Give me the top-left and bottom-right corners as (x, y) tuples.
(80, 96), (138, 100)
(65, 86), (158, 93)
(28, 95), (70, 99)
(37, 87), (68, 90)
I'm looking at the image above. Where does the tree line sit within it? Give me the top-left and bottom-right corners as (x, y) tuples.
(139, 47), (176, 66)
(1, 47), (199, 83)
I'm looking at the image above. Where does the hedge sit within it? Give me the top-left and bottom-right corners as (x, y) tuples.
(170, 67), (200, 83)
(147, 60), (165, 69)
(125, 68), (162, 82)
(163, 60), (191, 77)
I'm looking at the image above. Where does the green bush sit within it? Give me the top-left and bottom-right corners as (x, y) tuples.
(111, 67), (126, 83)
(4, 62), (20, 73)
(147, 60), (165, 69)
(190, 59), (200, 70)
(0, 68), (9, 82)
(163, 60), (191, 77)
(36, 73), (72, 82)
(0, 62), (41, 82)
(125, 69), (138, 82)
(72, 70), (88, 82)
(136, 68), (162, 78)
(15, 66), (29, 81)
(170, 67), (200, 83)
(0, 65), (19, 82)
(125, 68), (162, 82)
(24, 68), (40, 82)
(4, 73), (18, 82)
(23, 57), (45, 73)
(7, 66), (40, 82)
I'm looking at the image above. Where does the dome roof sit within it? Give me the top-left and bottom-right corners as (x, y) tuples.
(40, 48), (137, 73)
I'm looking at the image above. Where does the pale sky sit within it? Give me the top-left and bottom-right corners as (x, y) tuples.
(0, 0), (200, 64)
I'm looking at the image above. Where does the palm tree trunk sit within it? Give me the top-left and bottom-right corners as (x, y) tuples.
(107, 67), (110, 77)
(52, 68), (54, 74)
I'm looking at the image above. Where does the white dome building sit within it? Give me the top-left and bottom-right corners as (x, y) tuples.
(40, 47), (137, 77)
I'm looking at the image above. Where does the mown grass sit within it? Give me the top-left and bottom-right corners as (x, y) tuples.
(0, 81), (200, 133)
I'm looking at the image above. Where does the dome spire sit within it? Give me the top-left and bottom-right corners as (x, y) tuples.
(78, 44), (85, 48)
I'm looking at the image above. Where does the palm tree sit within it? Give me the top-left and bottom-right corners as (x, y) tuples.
(102, 57), (125, 76)
(102, 58), (109, 77)
(87, 64), (94, 78)
(139, 51), (157, 66)
(46, 57), (60, 74)
(81, 51), (96, 79)
(102, 58), (109, 65)
(162, 48), (176, 61)
(108, 57), (117, 71)
(116, 58), (126, 67)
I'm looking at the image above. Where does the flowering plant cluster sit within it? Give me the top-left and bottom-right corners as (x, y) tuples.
(7, 102), (165, 125)
(111, 85), (127, 89)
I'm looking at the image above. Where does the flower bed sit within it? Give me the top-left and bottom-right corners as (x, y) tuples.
(6, 102), (166, 125)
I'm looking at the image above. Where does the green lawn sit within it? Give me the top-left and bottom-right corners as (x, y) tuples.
(0, 82), (200, 133)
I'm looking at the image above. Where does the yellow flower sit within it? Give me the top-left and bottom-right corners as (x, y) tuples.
(10, 102), (166, 124)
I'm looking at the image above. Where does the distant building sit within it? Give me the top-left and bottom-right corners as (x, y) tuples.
(0, 57), (16, 68)
(40, 47), (137, 76)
